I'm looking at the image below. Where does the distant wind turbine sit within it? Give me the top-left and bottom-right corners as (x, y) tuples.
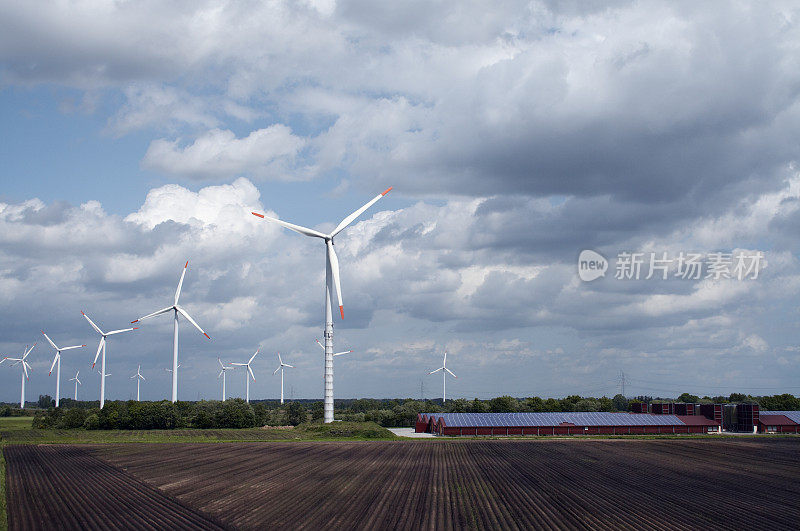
(1, 344), (34, 408)
(42, 331), (85, 408)
(230, 348), (259, 403)
(429, 351), (456, 403)
(69, 371), (81, 400)
(131, 365), (145, 401)
(217, 358), (235, 401)
(132, 261), (210, 403)
(273, 353), (294, 404)
(252, 186), (392, 422)
(82, 311), (136, 409)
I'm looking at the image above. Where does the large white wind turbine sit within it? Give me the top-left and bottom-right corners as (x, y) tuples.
(252, 187), (392, 422)
(131, 365), (145, 401)
(82, 311), (136, 409)
(272, 352), (294, 404)
(217, 358), (234, 401)
(69, 371), (81, 400)
(42, 331), (85, 408)
(2, 344), (34, 408)
(429, 351), (456, 403)
(132, 261), (210, 403)
(230, 348), (259, 403)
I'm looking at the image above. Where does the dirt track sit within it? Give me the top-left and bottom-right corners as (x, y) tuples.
(4, 445), (230, 530)
(5, 438), (800, 530)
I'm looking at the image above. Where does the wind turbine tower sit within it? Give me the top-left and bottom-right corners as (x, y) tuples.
(429, 351), (457, 403)
(230, 348), (259, 403)
(82, 311), (136, 409)
(42, 331), (85, 408)
(273, 352), (294, 404)
(132, 261), (210, 403)
(1, 344), (34, 408)
(218, 358), (234, 401)
(69, 371), (81, 400)
(251, 187), (391, 422)
(131, 365), (145, 401)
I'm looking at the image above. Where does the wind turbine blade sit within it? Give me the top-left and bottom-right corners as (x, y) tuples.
(429, 367), (443, 374)
(249, 349), (259, 364)
(330, 187), (393, 238)
(273, 366), (281, 375)
(133, 306), (173, 323)
(218, 370), (224, 378)
(41, 331), (58, 350)
(443, 351), (447, 365)
(229, 362), (246, 366)
(140, 375), (145, 381)
(42, 330), (58, 350)
(316, 339), (324, 350)
(284, 363), (295, 368)
(92, 337), (105, 368)
(107, 327), (136, 335)
(76, 378), (81, 385)
(23, 362), (29, 380)
(248, 365), (256, 381)
(175, 261), (188, 304)
(333, 350), (352, 357)
(278, 352), (282, 364)
(60, 344), (85, 351)
(218, 357), (224, 369)
(176, 306), (211, 339)
(81, 311), (104, 335)
(49, 353), (59, 375)
(131, 374), (137, 379)
(24, 344), (36, 358)
(445, 368), (457, 378)
(251, 212), (327, 239)
(327, 240), (343, 319)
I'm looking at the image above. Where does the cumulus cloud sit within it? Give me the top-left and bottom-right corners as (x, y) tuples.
(142, 127), (307, 180)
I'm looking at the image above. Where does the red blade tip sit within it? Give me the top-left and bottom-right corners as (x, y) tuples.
(252, 212), (264, 218)
(131, 320), (138, 324)
(133, 327), (139, 330)
(381, 186), (393, 196)
(185, 260), (189, 268)
(204, 333), (211, 340)
(91, 363), (95, 369)
(339, 305), (344, 319)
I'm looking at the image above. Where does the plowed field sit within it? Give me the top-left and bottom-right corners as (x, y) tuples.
(5, 438), (800, 530)
(4, 445), (230, 530)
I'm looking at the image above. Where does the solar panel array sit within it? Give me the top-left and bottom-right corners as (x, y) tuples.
(420, 412), (685, 427)
(761, 410), (800, 424)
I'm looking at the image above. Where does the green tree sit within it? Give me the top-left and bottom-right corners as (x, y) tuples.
(612, 394), (628, 412)
(285, 402), (307, 426)
(38, 394), (55, 409)
(489, 396), (517, 413)
(677, 393), (700, 403)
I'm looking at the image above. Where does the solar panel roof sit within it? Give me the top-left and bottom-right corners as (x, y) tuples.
(420, 412), (685, 427)
(761, 411), (800, 424)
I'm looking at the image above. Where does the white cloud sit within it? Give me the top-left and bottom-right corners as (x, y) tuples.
(142, 127), (307, 180)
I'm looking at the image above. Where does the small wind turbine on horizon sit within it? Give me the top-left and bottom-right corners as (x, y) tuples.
(230, 348), (259, 403)
(217, 358), (235, 401)
(1, 344), (34, 408)
(69, 371), (81, 400)
(429, 351), (456, 403)
(252, 186), (392, 423)
(42, 331), (85, 408)
(273, 352), (294, 404)
(131, 365), (145, 401)
(82, 311), (136, 409)
(132, 261), (210, 403)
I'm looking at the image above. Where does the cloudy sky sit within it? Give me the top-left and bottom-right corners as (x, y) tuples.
(2, 1), (800, 403)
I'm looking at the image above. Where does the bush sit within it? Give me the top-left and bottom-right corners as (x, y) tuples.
(84, 413), (100, 430)
(215, 399), (256, 428)
(285, 402), (307, 426)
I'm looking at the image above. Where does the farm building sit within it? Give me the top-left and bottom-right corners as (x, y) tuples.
(416, 412), (721, 436)
(757, 411), (800, 433)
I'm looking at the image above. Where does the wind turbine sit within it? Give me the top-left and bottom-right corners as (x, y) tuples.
(230, 348), (258, 403)
(252, 187), (392, 422)
(82, 311), (136, 409)
(273, 353), (294, 404)
(218, 358), (235, 401)
(1, 344), (34, 408)
(42, 331), (85, 408)
(429, 351), (456, 403)
(132, 261), (211, 403)
(131, 365), (145, 401)
(69, 371), (81, 400)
